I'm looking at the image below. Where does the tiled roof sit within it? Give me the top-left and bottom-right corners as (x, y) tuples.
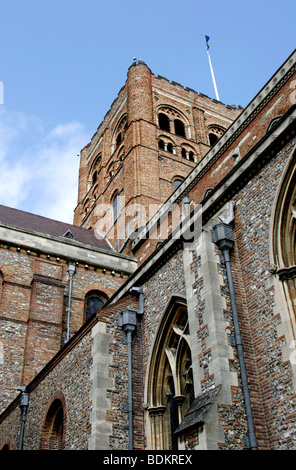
(0, 205), (111, 251)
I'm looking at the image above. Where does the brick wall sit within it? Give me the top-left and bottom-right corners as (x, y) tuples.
(74, 61), (240, 251)
(0, 245), (128, 413)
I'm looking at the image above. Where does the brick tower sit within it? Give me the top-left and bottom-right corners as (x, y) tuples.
(73, 60), (241, 252)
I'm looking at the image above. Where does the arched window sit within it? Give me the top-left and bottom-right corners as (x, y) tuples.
(272, 148), (296, 337)
(158, 139), (165, 150)
(159, 113), (170, 132)
(167, 143), (174, 154)
(113, 115), (127, 152)
(173, 179), (183, 191)
(92, 170), (97, 185)
(85, 290), (108, 322)
(147, 298), (194, 450)
(208, 126), (225, 146)
(116, 132), (122, 147)
(0, 438), (11, 450)
(209, 133), (219, 146)
(174, 119), (186, 138)
(40, 394), (66, 450)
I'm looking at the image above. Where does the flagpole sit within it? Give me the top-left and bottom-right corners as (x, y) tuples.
(203, 35), (220, 101)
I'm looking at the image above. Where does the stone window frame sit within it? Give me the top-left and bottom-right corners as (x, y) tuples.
(84, 290), (108, 322)
(271, 146), (296, 339)
(146, 296), (194, 450)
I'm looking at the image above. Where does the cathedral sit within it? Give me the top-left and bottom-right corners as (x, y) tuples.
(0, 49), (296, 451)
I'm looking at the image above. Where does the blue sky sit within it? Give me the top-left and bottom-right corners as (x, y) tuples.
(0, 0), (295, 223)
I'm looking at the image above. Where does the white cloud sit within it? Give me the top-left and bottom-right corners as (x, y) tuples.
(0, 107), (89, 223)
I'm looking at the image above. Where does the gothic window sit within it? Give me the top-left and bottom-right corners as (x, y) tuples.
(208, 126), (225, 146)
(174, 119), (186, 138)
(272, 148), (296, 337)
(209, 133), (218, 146)
(159, 113), (170, 132)
(40, 393), (66, 450)
(113, 115), (127, 152)
(147, 299), (194, 450)
(116, 132), (122, 147)
(85, 290), (108, 322)
(92, 170), (97, 185)
(89, 154), (101, 189)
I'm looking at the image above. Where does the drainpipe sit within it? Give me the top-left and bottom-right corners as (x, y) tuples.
(211, 223), (258, 450)
(65, 262), (76, 343)
(118, 287), (145, 450)
(17, 386), (29, 450)
(118, 309), (138, 450)
(129, 286), (145, 314)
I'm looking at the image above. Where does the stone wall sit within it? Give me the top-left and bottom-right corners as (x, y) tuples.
(231, 136), (296, 449)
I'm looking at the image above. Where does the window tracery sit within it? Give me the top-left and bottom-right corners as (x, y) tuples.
(207, 125), (225, 146)
(113, 115), (127, 152)
(147, 300), (194, 450)
(157, 107), (189, 139)
(89, 153), (102, 190)
(272, 148), (296, 339)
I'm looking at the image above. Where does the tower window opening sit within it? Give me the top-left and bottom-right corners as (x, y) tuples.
(167, 143), (174, 154)
(158, 140), (165, 150)
(173, 179), (183, 190)
(209, 133), (219, 146)
(159, 113), (170, 132)
(174, 119), (185, 137)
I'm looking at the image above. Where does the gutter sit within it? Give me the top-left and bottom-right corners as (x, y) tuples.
(118, 287), (145, 450)
(211, 223), (258, 450)
(17, 386), (29, 450)
(65, 263), (76, 343)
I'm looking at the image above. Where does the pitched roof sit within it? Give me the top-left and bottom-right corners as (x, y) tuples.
(0, 204), (111, 251)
